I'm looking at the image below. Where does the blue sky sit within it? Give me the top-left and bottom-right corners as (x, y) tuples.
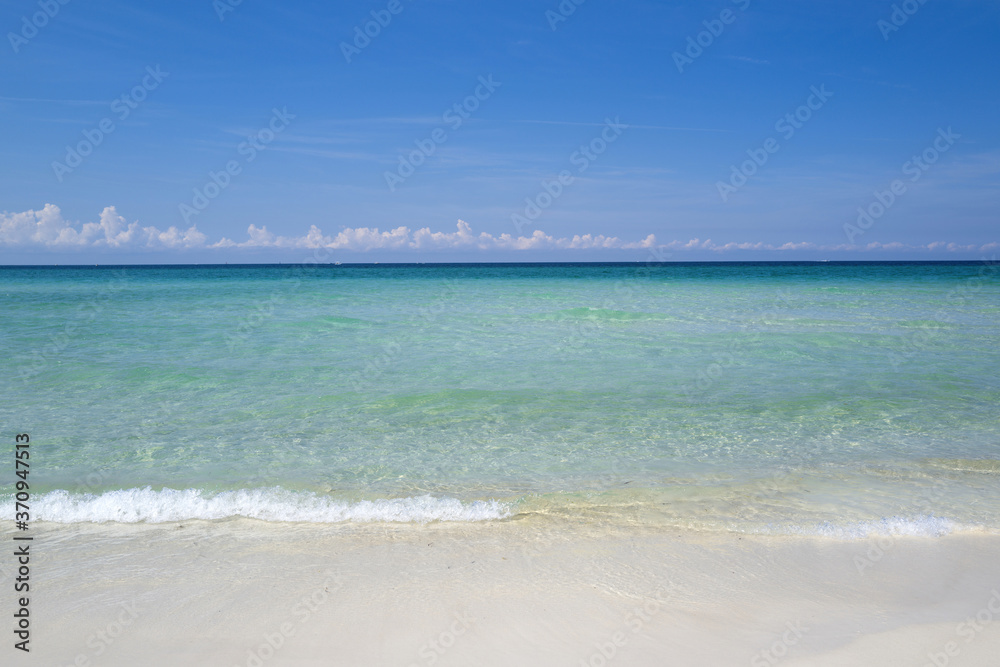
(1, 0), (997, 262)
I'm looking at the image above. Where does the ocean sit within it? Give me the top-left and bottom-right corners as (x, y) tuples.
(3, 261), (998, 537)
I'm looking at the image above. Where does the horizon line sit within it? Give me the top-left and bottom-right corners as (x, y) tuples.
(1, 259), (993, 268)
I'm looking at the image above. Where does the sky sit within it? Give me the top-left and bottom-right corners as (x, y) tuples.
(1, 0), (998, 263)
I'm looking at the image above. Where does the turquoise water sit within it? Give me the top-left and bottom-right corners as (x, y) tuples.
(2, 262), (998, 534)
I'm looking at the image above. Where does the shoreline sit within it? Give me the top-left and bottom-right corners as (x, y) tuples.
(5, 519), (1000, 666)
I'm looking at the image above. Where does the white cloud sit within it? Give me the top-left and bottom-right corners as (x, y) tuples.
(0, 205), (995, 256)
(212, 219), (651, 252)
(0, 204), (205, 249)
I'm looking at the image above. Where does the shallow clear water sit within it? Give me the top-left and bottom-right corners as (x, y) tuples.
(2, 262), (998, 534)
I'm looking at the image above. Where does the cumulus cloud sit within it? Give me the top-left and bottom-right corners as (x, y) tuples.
(0, 205), (995, 256)
(651, 238), (998, 254)
(0, 204), (205, 249)
(212, 219), (657, 252)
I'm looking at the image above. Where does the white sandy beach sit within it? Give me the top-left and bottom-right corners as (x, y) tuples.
(6, 518), (1000, 666)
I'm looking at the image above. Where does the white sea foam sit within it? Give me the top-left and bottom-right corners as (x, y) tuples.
(14, 487), (513, 524)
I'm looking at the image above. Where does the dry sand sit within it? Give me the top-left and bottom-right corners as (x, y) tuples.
(5, 518), (1000, 666)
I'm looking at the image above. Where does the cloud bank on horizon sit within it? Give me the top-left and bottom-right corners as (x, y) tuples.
(2, 205), (995, 256)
